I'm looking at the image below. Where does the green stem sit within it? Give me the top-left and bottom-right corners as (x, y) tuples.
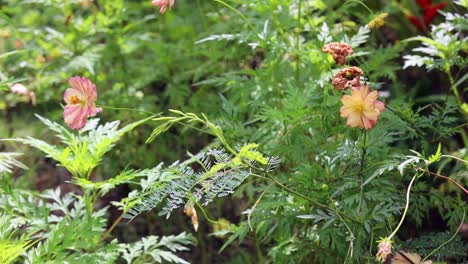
(344, 0), (374, 15)
(388, 173), (418, 240)
(445, 69), (462, 106)
(100, 105), (159, 116)
(357, 131), (367, 212)
(295, 0), (302, 85)
(421, 207), (466, 262)
(212, 0), (260, 38)
(248, 182), (274, 231)
(101, 213), (124, 242)
(386, 106), (425, 137)
(194, 199), (220, 224)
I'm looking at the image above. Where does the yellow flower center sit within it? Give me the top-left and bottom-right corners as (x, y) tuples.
(353, 102), (365, 113)
(69, 95), (81, 104)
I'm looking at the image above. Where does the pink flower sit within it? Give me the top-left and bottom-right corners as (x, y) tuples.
(322, 42), (353, 65)
(11, 83), (29, 95)
(10, 83), (36, 105)
(63, 76), (102, 130)
(151, 0), (175, 14)
(340, 84), (385, 130)
(332, 66), (363, 90)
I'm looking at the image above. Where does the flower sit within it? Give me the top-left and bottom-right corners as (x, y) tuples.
(332, 66), (363, 90)
(405, 0), (447, 32)
(322, 42), (353, 65)
(340, 84), (385, 130)
(10, 83), (36, 105)
(11, 83), (29, 95)
(151, 0), (175, 14)
(63, 76), (102, 130)
(368, 13), (389, 29)
(376, 237), (393, 262)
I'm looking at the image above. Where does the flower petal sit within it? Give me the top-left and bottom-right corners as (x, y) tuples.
(64, 104), (90, 130)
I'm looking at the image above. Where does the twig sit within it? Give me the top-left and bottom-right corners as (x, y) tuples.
(418, 168), (468, 194)
(248, 182), (274, 231)
(422, 207), (466, 262)
(101, 213), (124, 242)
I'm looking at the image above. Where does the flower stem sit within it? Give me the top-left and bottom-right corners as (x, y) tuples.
(418, 168), (468, 194)
(388, 173), (419, 240)
(358, 131), (367, 212)
(101, 213), (124, 242)
(212, 0), (260, 38)
(421, 207), (466, 262)
(100, 105), (159, 116)
(295, 0), (302, 85)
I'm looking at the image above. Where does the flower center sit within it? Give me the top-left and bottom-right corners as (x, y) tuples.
(353, 102), (365, 113)
(69, 95), (81, 104)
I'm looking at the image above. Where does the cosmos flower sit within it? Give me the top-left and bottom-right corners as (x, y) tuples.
(340, 84), (385, 130)
(376, 237), (393, 263)
(322, 42), (353, 65)
(10, 83), (29, 95)
(151, 0), (175, 14)
(332, 66), (363, 90)
(406, 0), (447, 32)
(10, 83), (36, 105)
(63, 76), (102, 130)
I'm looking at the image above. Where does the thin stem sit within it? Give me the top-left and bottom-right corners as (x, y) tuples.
(386, 106), (425, 137)
(418, 168), (468, 194)
(101, 213), (124, 242)
(295, 0), (302, 85)
(445, 69), (462, 106)
(100, 105), (159, 116)
(253, 173), (328, 208)
(441, 154), (468, 164)
(248, 182), (274, 231)
(212, 0), (260, 38)
(358, 131), (367, 212)
(194, 199), (220, 224)
(388, 174), (418, 240)
(344, 0), (374, 15)
(421, 207), (466, 262)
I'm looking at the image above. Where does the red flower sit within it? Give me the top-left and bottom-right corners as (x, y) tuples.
(407, 0), (447, 32)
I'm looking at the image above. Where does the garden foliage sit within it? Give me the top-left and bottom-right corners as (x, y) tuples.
(0, 0), (467, 263)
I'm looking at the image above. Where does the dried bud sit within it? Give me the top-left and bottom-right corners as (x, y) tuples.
(376, 238), (393, 263)
(184, 205), (199, 231)
(332, 66), (363, 90)
(322, 42), (353, 65)
(13, 39), (24, 49)
(368, 13), (389, 29)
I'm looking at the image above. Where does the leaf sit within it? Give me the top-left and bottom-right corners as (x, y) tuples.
(428, 143), (442, 164)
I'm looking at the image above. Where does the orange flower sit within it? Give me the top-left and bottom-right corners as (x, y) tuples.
(340, 84), (385, 130)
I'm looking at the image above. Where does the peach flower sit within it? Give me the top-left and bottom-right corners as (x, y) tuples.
(340, 84), (385, 130)
(63, 76), (102, 130)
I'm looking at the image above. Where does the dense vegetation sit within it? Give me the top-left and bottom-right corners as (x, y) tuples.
(0, 0), (467, 263)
